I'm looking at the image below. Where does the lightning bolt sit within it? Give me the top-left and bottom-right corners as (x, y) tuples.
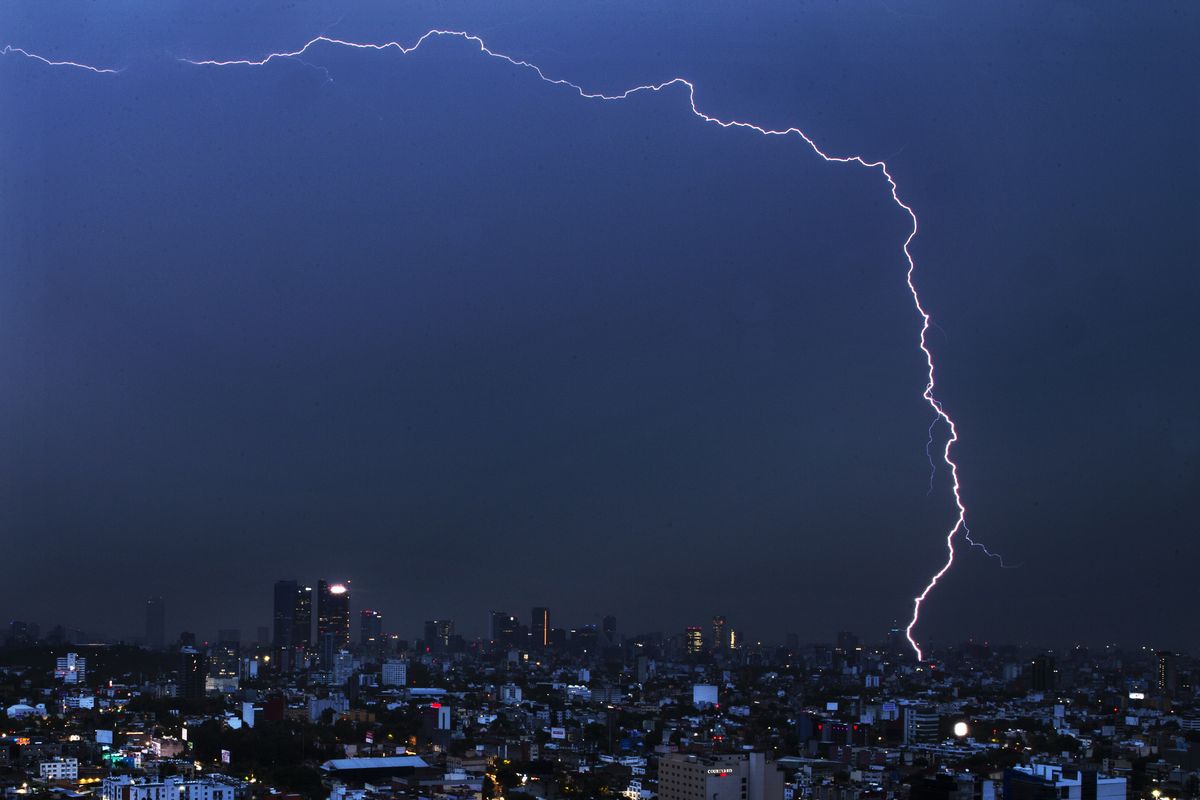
(5, 29), (1009, 660)
(0, 45), (122, 73)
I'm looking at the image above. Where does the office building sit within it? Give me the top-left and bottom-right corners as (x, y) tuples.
(685, 626), (703, 655)
(1158, 650), (1178, 693)
(382, 659), (407, 686)
(360, 609), (383, 649)
(490, 611), (519, 649)
(55, 653), (86, 684)
(424, 620), (453, 653)
(179, 647), (207, 699)
(712, 615), (728, 651)
(531, 607), (550, 648)
(903, 706), (940, 745)
(658, 752), (784, 800)
(273, 580), (313, 663)
(39, 758), (79, 781)
(1030, 654), (1057, 692)
(317, 580), (351, 650)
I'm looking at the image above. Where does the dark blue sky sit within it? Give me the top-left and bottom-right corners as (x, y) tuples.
(1, 1), (1196, 648)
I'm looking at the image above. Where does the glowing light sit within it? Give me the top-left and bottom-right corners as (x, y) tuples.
(6, 28), (1009, 659)
(0, 45), (122, 73)
(953, 721), (969, 738)
(329, 583), (347, 595)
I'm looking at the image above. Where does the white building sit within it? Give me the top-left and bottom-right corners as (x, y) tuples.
(100, 776), (238, 800)
(693, 684), (719, 707)
(55, 653), (87, 684)
(332, 651), (358, 685)
(309, 693), (350, 722)
(39, 757), (79, 781)
(500, 683), (523, 704)
(6, 702), (48, 718)
(381, 659), (407, 687)
(1007, 764), (1125, 800)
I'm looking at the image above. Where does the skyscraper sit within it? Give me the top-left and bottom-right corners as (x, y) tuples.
(273, 580), (313, 652)
(711, 615), (728, 652)
(179, 647), (207, 700)
(685, 626), (703, 654)
(423, 619), (453, 653)
(490, 611), (519, 649)
(294, 584), (312, 648)
(360, 609), (383, 649)
(317, 580), (351, 650)
(145, 597), (165, 650)
(1158, 650), (1178, 694)
(531, 607), (550, 648)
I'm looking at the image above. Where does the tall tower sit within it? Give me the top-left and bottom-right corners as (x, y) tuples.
(531, 607), (549, 648)
(317, 580), (351, 650)
(293, 584), (313, 648)
(145, 597), (165, 650)
(685, 626), (703, 655)
(360, 609), (383, 649)
(711, 615), (728, 651)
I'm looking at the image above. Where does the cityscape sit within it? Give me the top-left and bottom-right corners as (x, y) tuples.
(1, 587), (1198, 800)
(2, 3), (1197, 800)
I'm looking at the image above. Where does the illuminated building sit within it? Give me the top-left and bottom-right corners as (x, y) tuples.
(382, 658), (407, 686)
(211, 630), (240, 681)
(490, 611), (519, 649)
(1158, 650), (1177, 693)
(423, 619), (453, 653)
(179, 647), (207, 699)
(711, 615), (728, 651)
(100, 776), (239, 800)
(531, 606), (550, 648)
(685, 626), (703, 654)
(39, 757), (79, 781)
(55, 653), (86, 684)
(317, 580), (351, 650)
(903, 706), (939, 745)
(658, 752), (784, 800)
(145, 597), (165, 650)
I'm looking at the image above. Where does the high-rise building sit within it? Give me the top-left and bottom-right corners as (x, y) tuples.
(423, 620), (453, 653)
(490, 611), (519, 649)
(711, 615), (728, 651)
(382, 658), (408, 686)
(360, 609), (383, 649)
(145, 597), (165, 650)
(212, 631), (240, 680)
(903, 706), (940, 745)
(55, 653), (87, 684)
(1030, 654), (1057, 692)
(531, 607), (550, 648)
(273, 580), (313, 652)
(685, 626), (704, 655)
(1158, 650), (1178, 693)
(316, 580), (350, 650)
(179, 647), (207, 700)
